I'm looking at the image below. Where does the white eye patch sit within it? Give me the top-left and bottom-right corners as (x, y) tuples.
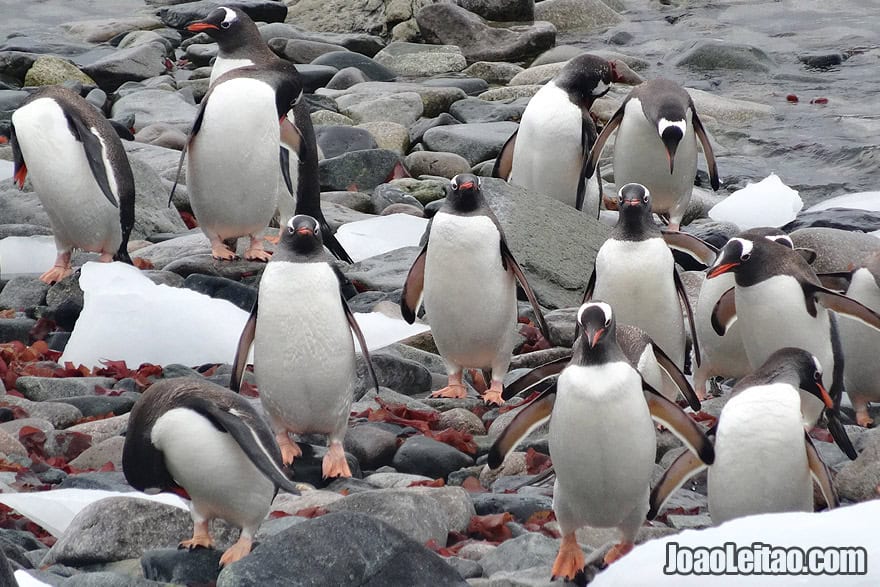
(658, 118), (686, 136)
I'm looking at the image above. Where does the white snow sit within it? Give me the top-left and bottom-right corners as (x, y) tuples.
(708, 174), (803, 230)
(335, 213), (428, 262)
(0, 236), (57, 279)
(60, 262), (430, 369)
(593, 500), (880, 586)
(15, 570), (53, 587)
(806, 191), (880, 213)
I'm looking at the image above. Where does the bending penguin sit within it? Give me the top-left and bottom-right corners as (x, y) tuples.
(649, 348), (844, 525)
(400, 174), (550, 405)
(231, 215), (378, 477)
(122, 377), (301, 566)
(181, 6), (352, 262)
(585, 79), (720, 229)
(10, 85), (134, 284)
(492, 54), (639, 211)
(488, 302), (714, 579)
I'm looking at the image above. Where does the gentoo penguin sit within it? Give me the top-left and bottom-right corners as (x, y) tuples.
(230, 215), (378, 477)
(586, 79), (720, 229)
(10, 85), (134, 284)
(584, 183), (700, 395)
(172, 61), (302, 261)
(122, 377), (301, 566)
(182, 6), (352, 263)
(707, 235), (880, 441)
(400, 174), (549, 405)
(492, 54), (622, 211)
(488, 302), (714, 578)
(649, 348), (841, 525)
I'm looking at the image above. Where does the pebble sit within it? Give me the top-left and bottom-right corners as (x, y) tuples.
(479, 532), (561, 577)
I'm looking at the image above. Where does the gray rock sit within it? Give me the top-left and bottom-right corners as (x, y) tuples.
(68, 436), (125, 471)
(16, 377), (117, 402)
(81, 42), (171, 91)
(66, 413), (129, 443)
(480, 532), (560, 577)
(321, 190), (374, 213)
(785, 209), (880, 234)
(62, 572), (168, 586)
(676, 40), (776, 72)
(111, 89), (197, 133)
(325, 66), (371, 90)
(393, 435), (475, 479)
(312, 51), (396, 81)
(471, 493), (553, 523)
(0, 276), (50, 310)
(446, 556), (483, 579)
(62, 16), (163, 43)
(284, 0), (387, 36)
(157, 0), (287, 28)
(319, 148), (402, 191)
(417, 4), (556, 63)
(790, 227), (880, 273)
(405, 151), (472, 179)
(374, 42), (467, 77)
(0, 416), (55, 437)
(533, 0), (622, 32)
(268, 38), (347, 64)
(344, 246), (420, 292)
(462, 61), (524, 85)
(509, 62), (565, 86)
(455, 0), (534, 22)
(0, 395), (83, 429)
(450, 97), (529, 124)
(409, 112), (461, 144)
(134, 123), (189, 150)
(344, 424), (399, 470)
(371, 183), (424, 213)
(408, 486), (476, 533)
(487, 565), (555, 586)
(835, 428), (880, 502)
(338, 91), (424, 126)
(161, 255), (271, 281)
(0, 181), (51, 227)
(423, 121), (519, 166)
(318, 82), (467, 118)
(422, 77), (490, 97)
(478, 85), (541, 101)
(358, 350), (433, 396)
(0, 316), (36, 343)
(141, 547), (222, 585)
(358, 121), (410, 154)
(132, 233), (211, 270)
(799, 51), (846, 69)
(324, 488), (450, 544)
(439, 408), (486, 435)
(294, 63), (339, 93)
(0, 223), (52, 238)
(544, 307), (576, 347)
(260, 23), (384, 57)
(122, 141), (184, 183)
(57, 471), (133, 492)
(23, 56), (95, 87)
(364, 471), (434, 488)
(128, 156), (190, 239)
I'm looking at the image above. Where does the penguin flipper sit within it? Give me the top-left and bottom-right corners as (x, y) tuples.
(322, 228), (354, 264)
(169, 94), (208, 207)
(691, 110), (720, 191)
(10, 124), (28, 189)
(488, 383), (556, 469)
(711, 286), (737, 336)
(492, 130), (517, 180)
(673, 269), (701, 368)
(576, 117), (598, 213)
(401, 243), (428, 324)
(502, 354), (571, 401)
(581, 267), (596, 304)
(647, 449), (708, 520)
(500, 239), (549, 340)
(342, 296), (380, 392)
(230, 298), (258, 393)
(652, 342), (701, 411)
(643, 381), (715, 465)
(804, 432), (838, 509)
(826, 410), (857, 460)
(806, 283), (880, 332)
(279, 116), (304, 196)
(585, 104), (624, 179)
(661, 230), (718, 267)
(796, 247), (817, 265)
(67, 112), (118, 208)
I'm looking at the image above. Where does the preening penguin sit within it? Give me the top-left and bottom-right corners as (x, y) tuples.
(488, 302), (714, 578)
(122, 378), (301, 566)
(400, 174), (549, 405)
(585, 79), (720, 229)
(10, 85), (135, 284)
(231, 215), (378, 478)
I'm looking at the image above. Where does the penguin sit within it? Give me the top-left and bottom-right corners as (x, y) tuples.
(9, 85), (134, 284)
(584, 183), (701, 393)
(182, 6), (352, 263)
(492, 54), (621, 211)
(488, 302), (714, 578)
(230, 215), (378, 477)
(585, 79), (720, 229)
(648, 348), (842, 526)
(122, 377), (301, 566)
(706, 235), (880, 440)
(400, 174), (549, 405)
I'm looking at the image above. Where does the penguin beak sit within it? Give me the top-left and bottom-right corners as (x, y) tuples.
(295, 227), (314, 237)
(584, 326), (605, 348)
(459, 181), (475, 191)
(186, 22), (219, 32)
(706, 262), (738, 279)
(815, 381), (834, 410)
(660, 131), (681, 174)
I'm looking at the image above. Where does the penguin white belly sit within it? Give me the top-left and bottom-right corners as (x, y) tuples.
(187, 78), (280, 240)
(593, 238), (686, 367)
(151, 407), (275, 529)
(509, 83), (584, 208)
(423, 213), (517, 371)
(708, 385), (812, 525)
(254, 262), (355, 437)
(612, 101), (697, 219)
(209, 57), (255, 85)
(11, 98), (121, 253)
(551, 363), (655, 534)
(840, 269), (880, 400)
(736, 277), (833, 425)
(695, 272), (751, 384)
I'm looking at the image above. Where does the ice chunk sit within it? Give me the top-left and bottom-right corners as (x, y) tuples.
(0, 488), (187, 537)
(0, 159), (13, 181)
(0, 236), (56, 279)
(708, 174), (802, 230)
(14, 571), (54, 587)
(807, 191), (880, 213)
(592, 500), (880, 586)
(336, 213), (428, 262)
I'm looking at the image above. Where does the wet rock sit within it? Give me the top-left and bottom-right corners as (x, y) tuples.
(463, 61), (524, 85)
(676, 39), (776, 72)
(405, 151), (471, 179)
(374, 42), (467, 77)
(422, 121), (519, 166)
(63, 571), (168, 586)
(409, 112), (461, 144)
(455, 0), (534, 22)
(284, 0), (387, 36)
(344, 246), (420, 292)
(319, 148), (402, 191)
(338, 91), (424, 126)
(324, 488), (450, 544)
(790, 227), (880, 273)
(111, 88), (198, 133)
(534, 0), (622, 32)
(450, 97), (528, 123)
(24, 56), (95, 87)
(16, 376), (117, 402)
(182, 274), (256, 312)
(269, 38), (347, 64)
(471, 493), (553, 523)
(480, 532), (560, 577)
(344, 423), (399, 470)
(439, 408), (486, 435)
(798, 51), (846, 69)
(141, 547), (222, 586)
(393, 435), (475, 479)
(158, 0), (288, 29)
(81, 43), (171, 91)
(0, 276), (50, 310)
(312, 51), (396, 82)
(785, 208), (880, 234)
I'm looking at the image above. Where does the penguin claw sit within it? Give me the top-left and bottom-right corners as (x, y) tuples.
(244, 248), (272, 262)
(551, 534), (586, 582)
(482, 390), (505, 406)
(322, 442), (352, 478)
(178, 535), (214, 551)
(277, 433), (302, 466)
(219, 537), (253, 567)
(211, 243), (239, 261)
(39, 265), (72, 285)
(431, 384), (468, 399)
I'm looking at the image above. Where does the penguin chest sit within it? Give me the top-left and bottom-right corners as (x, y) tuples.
(510, 83), (585, 207)
(422, 213), (517, 368)
(209, 57), (255, 85)
(254, 262), (355, 435)
(187, 78), (280, 239)
(593, 238), (685, 366)
(151, 407), (275, 528)
(612, 99), (698, 214)
(12, 98), (121, 251)
(840, 269), (880, 397)
(709, 385), (812, 524)
(695, 273), (750, 378)
(550, 363), (656, 528)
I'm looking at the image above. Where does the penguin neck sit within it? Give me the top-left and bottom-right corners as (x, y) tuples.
(570, 335), (627, 367)
(217, 24), (276, 64)
(612, 208), (659, 241)
(732, 360), (801, 395)
(273, 238), (326, 262)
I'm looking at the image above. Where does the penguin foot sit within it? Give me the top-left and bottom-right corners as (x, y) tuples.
(322, 442), (352, 478)
(551, 533), (585, 581)
(603, 541), (634, 565)
(179, 533), (214, 551)
(277, 433), (302, 466)
(244, 236), (272, 262)
(211, 243), (239, 261)
(98, 252), (114, 263)
(856, 411), (874, 428)
(39, 264), (73, 285)
(482, 389), (505, 406)
(219, 537), (253, 567)
(431, 384), (468, 399)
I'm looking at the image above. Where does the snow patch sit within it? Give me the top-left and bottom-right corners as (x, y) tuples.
(708, 174), (803, 230)
(336, 213), (428, 262)
(806, 191), (880, 213)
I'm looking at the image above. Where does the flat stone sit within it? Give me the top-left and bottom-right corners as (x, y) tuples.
(423, 121), (519, 166)
(357, 121), (410, 154)
(338, 91), (424, 126)
(533, 0), (622, 32)
(81, 42), (171, 91)
(405, 151), (471, 179)
(393, 434), (474, 479)
(317, 81), (467, 118)
(471, 493), (553, 523)
(24, 56), (95, 87)
(268, 38), (347, 64)
(319, 148), (402, 191)
(312, 51), (396, 81)
(463, 61), (524, 85)
(450, 97), (529, 123)
(373, 42), (467, 77)
(676, 39), (776, 73)
(479, 532), (560, 577)
(15, 377), (117, 402)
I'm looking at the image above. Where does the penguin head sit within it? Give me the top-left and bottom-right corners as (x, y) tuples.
(447, 174), (484, 213)
(647, 97), (688, 174)
(185, 7), (253, 48)
(282, 214), (323, 255)
(761, 348), (834, 410)
(577, 301), (616, 349)
(616, 183), (654, 226)
(706, 237), (755, 279)
(554, 54), (615, 108)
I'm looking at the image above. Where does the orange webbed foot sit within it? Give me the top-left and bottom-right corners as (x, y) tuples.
(603, 541), (634, 565)
(219, 537), (253, 567)
(431, 384), (468, 399)
(322, 442), (352, 479)
(277, 433), (302, 466)
(39, 265), (73, 285)
(551, 533), (585, 581)
(211, 242), (239, 261)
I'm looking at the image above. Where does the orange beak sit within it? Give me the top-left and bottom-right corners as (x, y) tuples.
(817, 381), (834, 409)
(186, 22), (219, 32)
(707, 262), (738, 279)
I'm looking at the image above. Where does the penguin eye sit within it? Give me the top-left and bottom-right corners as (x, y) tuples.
(814, 370), (822, 382)
(313, 224), (320, 234)
(642, 194), (649, 204)
(741, 253), (751, 261)
(287, 226), (295, 235)
(220, 20), (231, 29)
(604, 318), (611, 327)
